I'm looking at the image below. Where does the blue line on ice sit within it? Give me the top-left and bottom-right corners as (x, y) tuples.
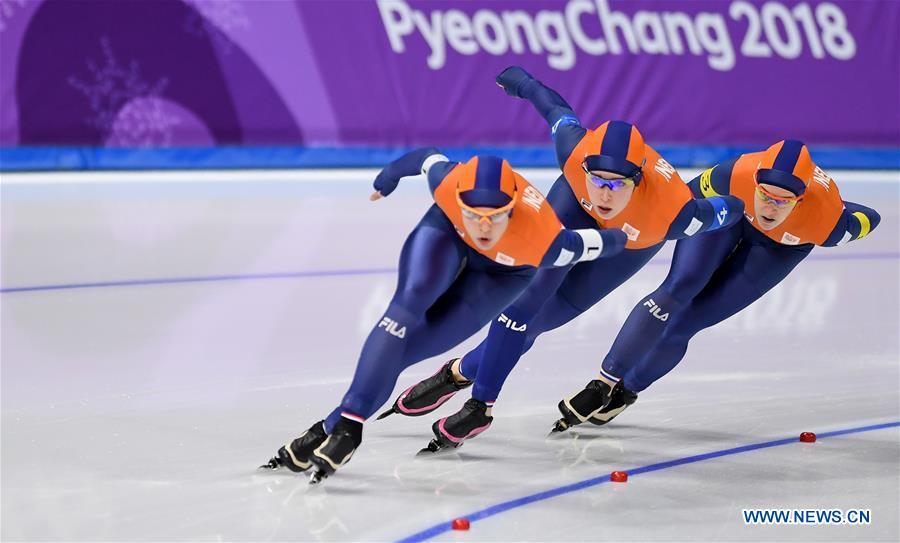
(2, 252), (897, 294)
(396, 421), (900, 543)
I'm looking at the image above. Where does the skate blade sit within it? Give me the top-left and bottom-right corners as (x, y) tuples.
(258, 456), (282, 470)
(308, 469), (329, 485)
(416, 438), (458, 456)
(547, 418), (570, 437)
(375, 408), (395, 421)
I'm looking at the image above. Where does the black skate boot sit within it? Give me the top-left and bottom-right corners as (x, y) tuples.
(308, 417), (363, 484)
(551, 380), (615, 433)
(419, 398), (493, 455)
(376, 358), (471, 420)
(259, 420), (328, 472)
(588, 386), (638, 426)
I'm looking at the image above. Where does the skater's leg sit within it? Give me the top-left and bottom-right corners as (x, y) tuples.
(457, 265), (571, 382)
(599, 224), (742, 381)
(400, 265), (536, 363)
(455, 174), (608, 379)
(456, 176), (648, 388)
(377, 265), (536, 418)
(325, 219), (465, 430)
(469, 244), (662, 403)
(428, 245), (663, 445)
(269, 211), (466, 474)
(622, 239), (812, 392)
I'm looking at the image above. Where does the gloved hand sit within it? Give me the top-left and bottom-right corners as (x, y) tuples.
(600, 228), (628, 258)
(496, 66), (536, 98)
(371, 147), (440, 200)
(371, 162), (404, 199)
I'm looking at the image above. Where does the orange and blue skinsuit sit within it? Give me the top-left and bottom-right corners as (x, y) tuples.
(452, 68), (745, 404)
(606, 140), (881, 394)
(324, 152), (627, 432)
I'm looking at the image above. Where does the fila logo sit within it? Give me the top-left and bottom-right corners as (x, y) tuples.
(498, 313), (527, 332)
(495, 252), (515, 265)
(378, 317), (406, 338)
(780, 232), (801, 245)
(622, 222), (640, 241)
(580, 197), (593, 211)
(654, 157), (676, 182)
(717, 207), (728, 225)
(522, 186), (545, 211)
(643, 298), (669, 321)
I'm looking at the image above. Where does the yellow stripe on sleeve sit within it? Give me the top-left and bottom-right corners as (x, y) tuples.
(699, 167), (720, 198)
(852, 211), (871, 239)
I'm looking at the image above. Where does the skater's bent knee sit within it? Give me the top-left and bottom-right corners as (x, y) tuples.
(660, 274), (707, 304)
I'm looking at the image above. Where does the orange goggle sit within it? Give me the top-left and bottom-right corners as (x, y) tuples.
(754, 163), (803, 207)
(754, 184), (802, 207)
(456, 188), (518, 225)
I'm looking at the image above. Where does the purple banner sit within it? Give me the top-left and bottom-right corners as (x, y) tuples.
(1, 0), (898, 148)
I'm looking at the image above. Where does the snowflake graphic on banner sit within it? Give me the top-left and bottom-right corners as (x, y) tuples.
(106, 98), (182, 147)
(68, 37), (173, 144)
(183, 0), (250, 55)
(0, 0), (27, 33)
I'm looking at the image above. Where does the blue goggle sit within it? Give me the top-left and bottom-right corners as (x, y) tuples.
(582, 162), (637, 192)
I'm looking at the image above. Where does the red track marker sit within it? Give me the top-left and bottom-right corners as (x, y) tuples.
(451, 518), (470, 531)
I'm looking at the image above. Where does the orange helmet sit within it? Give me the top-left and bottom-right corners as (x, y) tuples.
(583, 120), (646, 184)
(755, 140), (814, 196)
(455, 155), (517, 208)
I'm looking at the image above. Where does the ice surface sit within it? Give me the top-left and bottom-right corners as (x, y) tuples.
(2, 170), (898, 541)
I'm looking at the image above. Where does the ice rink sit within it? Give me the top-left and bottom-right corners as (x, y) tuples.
(2, 168), (898, 541)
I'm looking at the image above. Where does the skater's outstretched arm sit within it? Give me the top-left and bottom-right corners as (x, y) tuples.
(661, 157), (743, 239)
(371, 147), (456, 200)
(820, 200), (881, 246)
(495, 66), (586, 169)
(689, 159), (737, 199)
(539, 228), (627, 267)
(665, 195), (744, 240)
